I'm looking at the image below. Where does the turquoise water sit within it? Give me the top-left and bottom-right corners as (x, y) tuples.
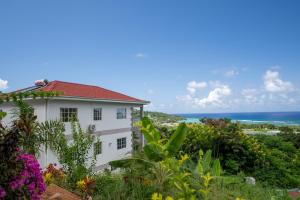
(177, 112), (300, 125)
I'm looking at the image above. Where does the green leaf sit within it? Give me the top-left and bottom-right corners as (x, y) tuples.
(164, 123), (188, 157)
(144, 143), (165, 161)
(141, 117), (161, 143)
(196, 160), (203, 175)
(212, 159), (222, 176)
(0, 111), (6, 120)
(202, 150), (212, 172)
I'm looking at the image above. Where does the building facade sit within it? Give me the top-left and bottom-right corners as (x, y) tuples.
(0, 80), (148, 170)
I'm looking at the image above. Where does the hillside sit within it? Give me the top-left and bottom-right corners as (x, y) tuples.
(132, 110), (185, 123)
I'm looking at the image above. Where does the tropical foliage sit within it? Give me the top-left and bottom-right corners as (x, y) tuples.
(253, 134), (300, 187)
(178, 120), (264, 174)
(159, 118), (300, 189)
(0, 102), (47, 199)
(0, 92), (297, 199)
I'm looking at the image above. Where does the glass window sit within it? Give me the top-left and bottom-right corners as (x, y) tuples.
(94, 141), (102, 156)
(117, 137), (126, 149)
(93, 108), (102, 121)
(60, 108), (78, 122)
(116, 108), (126, 119)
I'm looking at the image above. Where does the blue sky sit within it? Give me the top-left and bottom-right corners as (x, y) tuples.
(1, 0), (300, 113)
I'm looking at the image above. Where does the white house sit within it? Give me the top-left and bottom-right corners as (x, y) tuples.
(0, 80), (149, 170)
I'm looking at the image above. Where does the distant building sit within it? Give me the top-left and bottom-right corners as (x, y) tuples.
(0, 80), (149, 170)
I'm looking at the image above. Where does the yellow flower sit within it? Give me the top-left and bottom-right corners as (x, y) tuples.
(44, 172), (53, 185)
(151, 192), (163, 200)
(165, 196), (173, 200)
(76, 179), (86, 191)
(202, 172), (213, 187)
(236, 197), (246, 200)
(179, 154), (189, 165)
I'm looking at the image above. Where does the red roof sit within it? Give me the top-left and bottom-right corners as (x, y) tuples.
(17, 81), (148, 104)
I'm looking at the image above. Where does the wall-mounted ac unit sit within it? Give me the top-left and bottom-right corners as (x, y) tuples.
(88, 124), (96, 133)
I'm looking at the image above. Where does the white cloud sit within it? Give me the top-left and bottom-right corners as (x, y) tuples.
(178, 82), (232, 108)
(186, 81), (207, 94)
(177, 68), (299, 111)
(264, 70), (294, 92)
(135, 53), (147, 58)
(0, 79), (8, 90)
(242, 88), (259, 104)
(224, 69), (239, 77)
(195, 84), (231, 107)
(209, 80), (223, 87)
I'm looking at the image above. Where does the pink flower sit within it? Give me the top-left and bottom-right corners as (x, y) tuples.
(8, 153), (46, 199)
(0, 187), (6, 199)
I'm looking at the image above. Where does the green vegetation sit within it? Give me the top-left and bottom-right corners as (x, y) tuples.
(132, 109), (185, 124)
(159, 118), (300, 189)
(253, 134), (300, 187)
(1, 94), (298, 199)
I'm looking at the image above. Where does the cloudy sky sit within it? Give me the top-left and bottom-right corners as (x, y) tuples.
(1, 0), (300, 113)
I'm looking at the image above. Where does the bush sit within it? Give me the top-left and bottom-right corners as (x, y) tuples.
(253, 134), (300, 188)
(180, 121), (265, 174)
(278, 126), (300, 149)
(0, 122), (46, 199)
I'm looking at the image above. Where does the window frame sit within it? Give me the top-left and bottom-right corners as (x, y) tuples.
(117, 137), (127, 150)
(116, 108), (127, 119)
(93, 108), (102, 121)
(60, 108), (78, 122)
(93, 141), (102, 156)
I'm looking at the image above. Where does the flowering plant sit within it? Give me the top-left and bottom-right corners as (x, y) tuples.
(43, 163), (65, 185)
(0, 127), (46, 199)
(76, 176), (96, 195)
(8, 153), (46, 200)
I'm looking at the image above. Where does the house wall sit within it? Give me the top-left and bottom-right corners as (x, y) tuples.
(0, 100), (46, 126)
(0, 99), (137, 170)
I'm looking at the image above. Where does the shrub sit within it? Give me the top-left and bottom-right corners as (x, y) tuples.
(8, 153), (46, 200)
(278, 126), (300, 149)
(253, 134), (300, 187)
(43, 163), (65, 185)
(0, 125), (45, 200)
(110, 117), (221, 200)
(180, 121), (265, 174)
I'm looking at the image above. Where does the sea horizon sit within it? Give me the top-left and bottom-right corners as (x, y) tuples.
(176, 111), (300, 126)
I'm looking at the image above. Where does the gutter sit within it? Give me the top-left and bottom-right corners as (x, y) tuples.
(50, 96), (150, 105)
(1, 96), (149, 105)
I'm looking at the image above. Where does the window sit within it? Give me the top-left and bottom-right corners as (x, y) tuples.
(117, 137), (126, 149)
(60, 108), (78, 122)
(94, 141), (102, 156)
(116, 108), (126, 119)
(93, 108), (102, 121)
(0, 109), (3, 120)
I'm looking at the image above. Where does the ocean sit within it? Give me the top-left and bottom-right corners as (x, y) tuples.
(177, 112), (300, 126)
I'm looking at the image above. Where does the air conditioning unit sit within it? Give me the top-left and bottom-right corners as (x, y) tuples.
(88, 124), (96, 133)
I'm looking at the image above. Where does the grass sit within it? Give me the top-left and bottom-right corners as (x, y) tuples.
(209, 176), (291, 200)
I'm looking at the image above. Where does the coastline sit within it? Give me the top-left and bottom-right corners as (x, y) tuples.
(177, 111), (300, 126)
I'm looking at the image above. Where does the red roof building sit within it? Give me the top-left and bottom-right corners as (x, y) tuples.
(15, 80), (148, 104)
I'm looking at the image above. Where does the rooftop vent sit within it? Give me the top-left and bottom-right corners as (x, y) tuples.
(34, 79), (48, 87)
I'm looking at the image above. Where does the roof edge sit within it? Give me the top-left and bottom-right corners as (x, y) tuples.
(22, 96), (149, 105)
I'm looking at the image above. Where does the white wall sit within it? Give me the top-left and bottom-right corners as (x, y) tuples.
(46, 100), (132, 135)
(0, 100), (46, 126)
(0, 99), (138, 170)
